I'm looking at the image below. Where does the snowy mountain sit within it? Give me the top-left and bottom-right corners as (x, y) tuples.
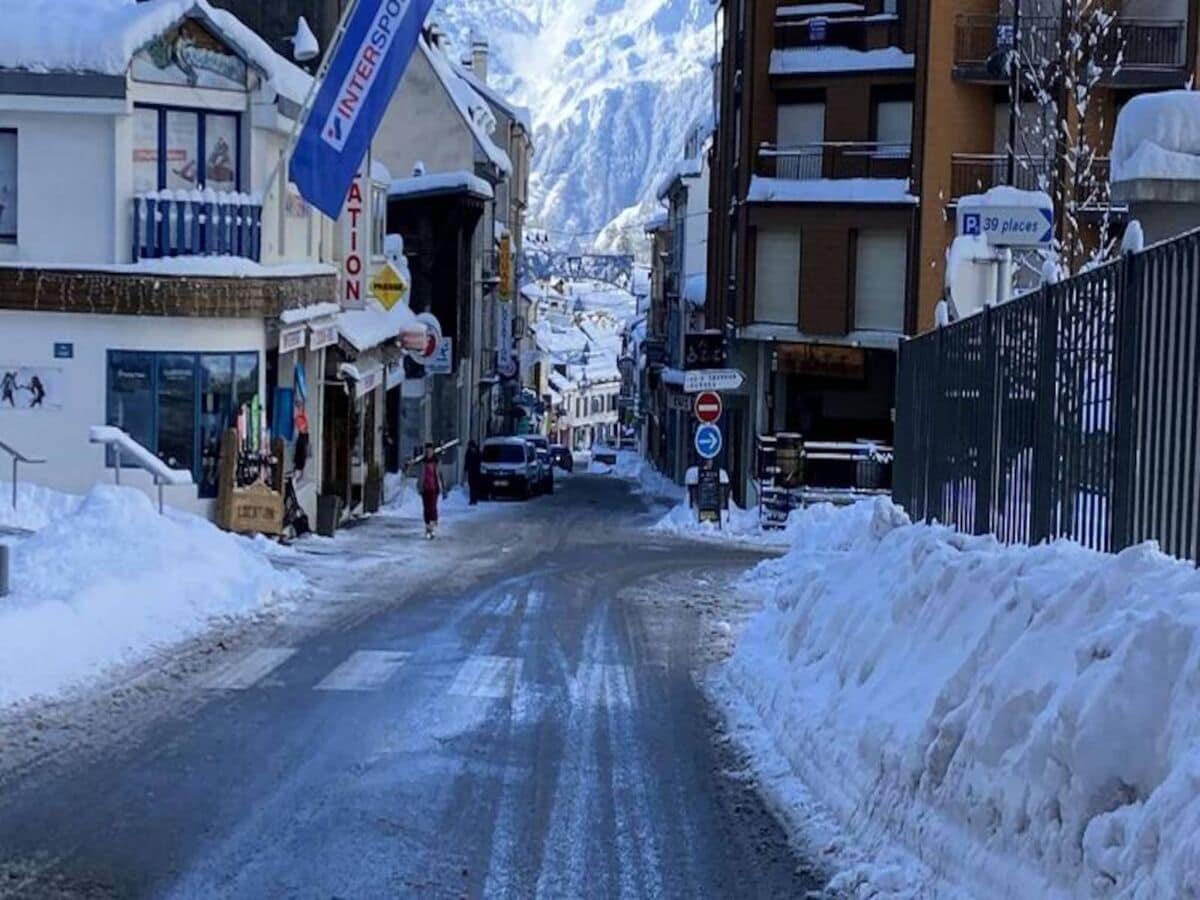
(433, 0), (714, 253)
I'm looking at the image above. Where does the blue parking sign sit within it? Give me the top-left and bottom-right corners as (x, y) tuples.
(962, 213), (982, 236)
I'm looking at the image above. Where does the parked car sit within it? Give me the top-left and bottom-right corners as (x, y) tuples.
(549, 444), (574, 473)
(523, 435), (555, 495)
(480, 437), (538, 500)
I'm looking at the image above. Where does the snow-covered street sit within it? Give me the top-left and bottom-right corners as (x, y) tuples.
(0, 475), (814, 899)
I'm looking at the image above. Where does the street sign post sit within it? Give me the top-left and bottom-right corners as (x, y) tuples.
(956, 204), (1053, 248)
(684, 369), (745, 393)
(694, 423), (722, 460)
(696, 462), (722, 524)
(694, 391), (722, 424)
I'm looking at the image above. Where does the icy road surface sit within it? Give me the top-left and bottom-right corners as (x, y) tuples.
(0, 476), (816, 899)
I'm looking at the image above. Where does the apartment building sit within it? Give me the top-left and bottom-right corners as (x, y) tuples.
(911, 0), (1200, 327)
(707, 0), (919, 500)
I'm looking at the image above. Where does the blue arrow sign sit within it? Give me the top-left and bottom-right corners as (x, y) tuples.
(695, 423), (722, 460)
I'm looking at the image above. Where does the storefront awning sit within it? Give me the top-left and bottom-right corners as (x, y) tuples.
(336, 301), (427, 354)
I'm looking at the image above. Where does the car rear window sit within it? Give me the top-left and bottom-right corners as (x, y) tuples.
(484, 444), (525, 464)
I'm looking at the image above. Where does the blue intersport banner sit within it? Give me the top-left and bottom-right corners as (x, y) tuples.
(290, 0), (434, 218)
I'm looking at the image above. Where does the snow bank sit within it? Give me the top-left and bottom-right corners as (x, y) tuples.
(0, 482), (83, 533)
(0, 485), (301, 709)
(1112, 90), (1200, 184)
(718, 498), (1200, 898)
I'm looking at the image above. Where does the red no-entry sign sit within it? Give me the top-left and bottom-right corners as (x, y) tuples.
(694, 390), (722, 423)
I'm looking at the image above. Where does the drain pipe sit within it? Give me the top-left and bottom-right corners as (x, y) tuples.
(0, 544), (8, 598)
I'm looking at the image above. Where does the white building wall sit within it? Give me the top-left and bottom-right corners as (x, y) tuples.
(0, 105), (119, 265)
(0, 309), (266, 516)
(683, 165), (709, 282)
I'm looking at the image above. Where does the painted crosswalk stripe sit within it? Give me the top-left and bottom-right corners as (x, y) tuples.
(571, 663), (636, 709)
(449, 655), (522, 699)
(200, 647), (296, 690)
(314, 650), (411, 692)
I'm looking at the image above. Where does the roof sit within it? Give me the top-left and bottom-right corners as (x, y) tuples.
(770, 46), (914, 76)
(389, 171), (495, 201)
(0, 0), (311, 104)
(419, 38), (512, 179)
(655, 156), (705, 202)
(456, 65), (533, 135)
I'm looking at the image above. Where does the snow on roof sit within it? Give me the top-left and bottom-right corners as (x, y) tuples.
(388, 171), (495, 201)
(655, 156), (704, 201)
(370, 159), (393, 185)
(1, 256), (336, 278)
(957, 185), (1053, 211)
(0, 0), (312, 105)
(1112, 90), (1200, 184)
(456, 64), (533, 134)
(534, 319), (588, 357)
(747, 176), (916, 204)
(770, 46), (914, 75)
(419, 38), (512, 178)
(336, 302), (425, 354)
(777, 2), (864, 15)
(548, 371), (577, 393)
(279, 301), (341, 325)
(644, 211), (670, 232)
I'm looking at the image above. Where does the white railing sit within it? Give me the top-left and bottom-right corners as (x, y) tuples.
(89, 426), (193, 514)
(0, 439), (46, 511)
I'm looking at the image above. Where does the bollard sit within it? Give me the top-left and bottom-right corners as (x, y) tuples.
(0, 543), (8, 598)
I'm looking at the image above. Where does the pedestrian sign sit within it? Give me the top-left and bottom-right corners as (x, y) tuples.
(370, 262), (410, 311)
(695, 423), (722, 460)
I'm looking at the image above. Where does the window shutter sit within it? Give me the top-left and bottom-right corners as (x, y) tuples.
(875, 100), (912, 147)
(776, 104), (825, 147)
(854, 230), (907, 332)
(755, 230), (801, 325)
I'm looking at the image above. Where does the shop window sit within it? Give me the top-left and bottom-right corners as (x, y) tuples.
(0, 129), (15, 242)
(132, 106), (240, 193)
(107, 350), (260, 498)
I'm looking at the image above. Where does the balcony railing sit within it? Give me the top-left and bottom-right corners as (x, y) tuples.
(950, 153), (1115, 210)
(758, 142), (912, 181)
(132, 191), (263, 263)
(953, 14), (1185, 79)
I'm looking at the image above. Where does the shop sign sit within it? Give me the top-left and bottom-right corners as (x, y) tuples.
(684, 332), (729, 370)
(355, 366), (384, 398)
(341, 166), (367, 310)
(0, 365), (62, 411)
(370, 261), (410, 311)
(426, 338), (453, 375)
(279, 325), (307, 354)
(667, 393), (693, 412)
(496, 302), (514, 376)
(499, 234), (513, 300)
(131, 20), (247, 91)
(310, 320), (339, 351)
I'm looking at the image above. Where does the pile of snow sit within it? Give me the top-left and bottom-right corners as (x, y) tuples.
(0, 482), (83, 533)
(1112, 90), (1200, 184)
(717, 498), (1200, 899)
(958, 184), (1054, 213)
(0, 484), (301, 710)
(770, 46), (914, 75)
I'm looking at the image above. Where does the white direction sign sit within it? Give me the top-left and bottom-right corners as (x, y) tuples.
(957, 204), (1053, 248)
(684, 369), (745, 394)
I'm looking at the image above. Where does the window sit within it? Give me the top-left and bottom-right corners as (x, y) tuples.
(107, 350), (259, 498)
(875, 100), (913, 147)
(755, 230), (801, 325)
(777, 103), (825, 148)
(371, 184), (387, 258)
(132, 106), (240, 193)
(854, 230), (907, 332)
(0, 129), (15, 241)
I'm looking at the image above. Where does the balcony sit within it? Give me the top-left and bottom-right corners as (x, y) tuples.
(953, 14), (1186, 87)
(950, 153), (1118, 212)
(132, 191), (263, 263)
(774, 13), (900, 52)
(758, 142), (911, 181)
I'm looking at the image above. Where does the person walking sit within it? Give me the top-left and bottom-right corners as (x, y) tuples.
(419, 443), (445, 540)
(464, 440), (482, 506)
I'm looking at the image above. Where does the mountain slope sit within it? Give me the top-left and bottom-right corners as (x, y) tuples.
(433, 0), (714, 251)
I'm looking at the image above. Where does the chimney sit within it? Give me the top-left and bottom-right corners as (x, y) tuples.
(471, 38), (489, 84)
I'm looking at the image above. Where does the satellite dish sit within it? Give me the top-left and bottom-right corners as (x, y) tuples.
(290, 16), (319, 63)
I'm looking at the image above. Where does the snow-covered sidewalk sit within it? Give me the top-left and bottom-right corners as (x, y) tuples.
(712, 498), (1200, 899)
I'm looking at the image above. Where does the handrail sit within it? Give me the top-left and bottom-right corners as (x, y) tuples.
(0, 439), (46, 511)
(88, 426), (193, 514)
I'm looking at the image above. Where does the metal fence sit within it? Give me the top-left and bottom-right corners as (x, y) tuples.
(895, 227), (1200, 564)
